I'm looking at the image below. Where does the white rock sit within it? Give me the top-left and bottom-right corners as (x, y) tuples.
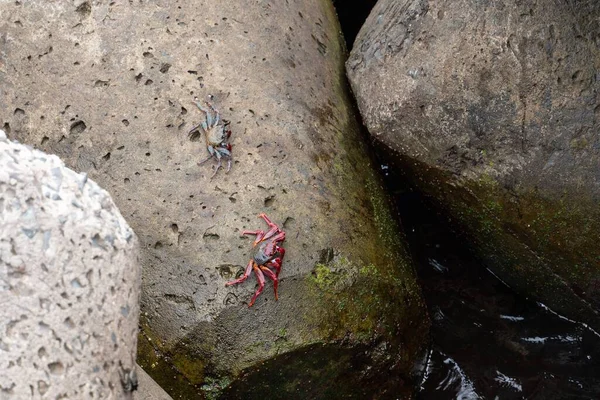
(0, 137), (141, 399)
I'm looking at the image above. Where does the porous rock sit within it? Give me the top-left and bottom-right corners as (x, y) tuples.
(0, 0), (428, 397)
(0, 130), (140, 398)
(347, 0), (600, 328)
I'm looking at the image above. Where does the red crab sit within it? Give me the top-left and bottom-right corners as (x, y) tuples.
(188, 100), (232, 178)
(226, 213), (286, 307)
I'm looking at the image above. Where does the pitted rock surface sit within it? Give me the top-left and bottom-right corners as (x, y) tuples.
(0, 0), (428, 397)
(0, 130), (140, 399)
(347, 0), (600, 329)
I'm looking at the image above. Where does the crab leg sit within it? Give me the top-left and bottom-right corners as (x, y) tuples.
(248, 265), (266, 307)
(242, 229), (263, 237)
(265, 258), (283, 278)
(211, 158), (222, 178)
(216, 148), (232, 173)
(275, 245), (286, 260)
(225, 260), (254, 286)
(263, 231), (285, 247)
(188, 122), (204, 135)
(210, 151), (223, 178)
(259, 214), (283, 242)
(259, 213), (276, 226)
(197, 154), (212, 166)
(197, 146), (216, 166)
(243, 229), (265, 244)
(260, 266), (279, 300)
(218, 147), (231, 157)
(194, 101), (214, 127)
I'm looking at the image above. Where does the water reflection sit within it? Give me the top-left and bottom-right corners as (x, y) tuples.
(394, 190), (600, 400)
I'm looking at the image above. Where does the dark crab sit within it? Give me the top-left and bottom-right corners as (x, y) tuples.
(188, 100), (232, 177)
(226, 213), (286, 307)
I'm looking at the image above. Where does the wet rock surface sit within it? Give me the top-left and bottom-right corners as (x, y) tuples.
(347, 0), (600, 330)
(0, 130), (140, 399)
(0, 0), (428, 397)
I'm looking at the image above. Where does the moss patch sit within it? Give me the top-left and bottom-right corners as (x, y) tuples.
(137, 320), (205, 399)
(172, 352), (205, 385)
(201, 376), (233, 400)
(310, 263), (338, 289)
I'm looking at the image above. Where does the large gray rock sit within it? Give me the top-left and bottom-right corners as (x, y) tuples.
(0, 130), (140, 398)
(0, 0), (428, 397)
(347, 0), (600, 329)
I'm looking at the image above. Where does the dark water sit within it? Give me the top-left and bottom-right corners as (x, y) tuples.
(332, 0), (378, 48)
(386, 170), (600, 400)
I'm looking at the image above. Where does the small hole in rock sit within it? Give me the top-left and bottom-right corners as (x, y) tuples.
(63, 317), (75, 329)
(283, 216), (296, 229)
(38, 380), (49, 395)
(159, 63), (171, 73)
(76, 1), (92, 16)
(70, 120), (87, 135)
(94, 80), (109, 87)
(203, 232), (220, 240)
(264, 195), (275, 207)
(48, 361), (64, 375)
(37, 347), (48, 358)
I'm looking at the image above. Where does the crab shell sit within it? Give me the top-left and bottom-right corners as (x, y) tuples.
(253, 240), (282, 265)
(205, 123), (230, 149)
